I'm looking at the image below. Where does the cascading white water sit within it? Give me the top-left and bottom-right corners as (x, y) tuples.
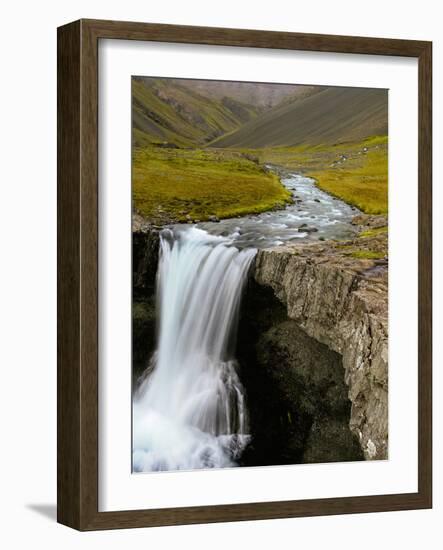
(133, 227), (257, 472)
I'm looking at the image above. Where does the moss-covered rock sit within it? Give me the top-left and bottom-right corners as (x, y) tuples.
(133, 299), (156, 383)
(303, 418), (363, 463)
(133, 229), (160, 298)
(132, 228), (160, 384)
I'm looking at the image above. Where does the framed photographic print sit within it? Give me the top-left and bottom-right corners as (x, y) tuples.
(57, 19), (432, 530)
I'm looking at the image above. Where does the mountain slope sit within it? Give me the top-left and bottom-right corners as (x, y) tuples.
(210, 87), (388, 148)
(132, 78), (261, 147)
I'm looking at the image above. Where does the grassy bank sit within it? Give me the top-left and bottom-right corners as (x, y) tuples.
(133, 147), (292, 224)
(240, 136), (388, 215)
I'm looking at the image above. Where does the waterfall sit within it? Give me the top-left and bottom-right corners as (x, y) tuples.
(133, 227), (257, 472)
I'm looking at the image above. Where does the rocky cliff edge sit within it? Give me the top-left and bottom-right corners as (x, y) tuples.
(252, 230), (388, 460)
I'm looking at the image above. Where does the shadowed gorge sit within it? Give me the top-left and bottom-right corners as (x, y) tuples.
(238, 281), (364, 465)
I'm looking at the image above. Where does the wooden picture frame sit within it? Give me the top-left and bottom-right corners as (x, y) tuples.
(57, 18), (432, 530)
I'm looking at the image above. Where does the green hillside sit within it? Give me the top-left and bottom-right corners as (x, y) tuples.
(133, 147), (292, 224)
(132, 78), (260, 148)
(210, 87), (388, 149)
(239, 135), (388, 214)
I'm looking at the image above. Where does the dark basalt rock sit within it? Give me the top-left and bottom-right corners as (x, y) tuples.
(132, 229), (160, 385)
(303, 418), (363, 463)
(133, 298), (157, 384)
(298, 226), (318, 233)
(133, 229), (160, 298)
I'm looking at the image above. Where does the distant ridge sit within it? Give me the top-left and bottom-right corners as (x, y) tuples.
(179, 80), (306, 109)
(210, 87), (388, 148)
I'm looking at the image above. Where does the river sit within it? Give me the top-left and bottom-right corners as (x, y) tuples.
(197, 171), (359, 248)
